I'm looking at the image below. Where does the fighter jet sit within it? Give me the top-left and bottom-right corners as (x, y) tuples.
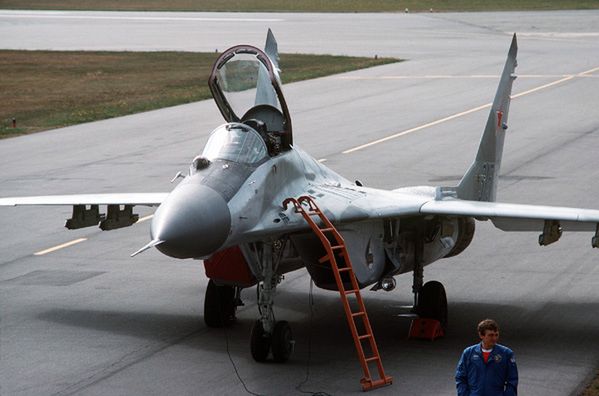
(2, 31), (599, 375)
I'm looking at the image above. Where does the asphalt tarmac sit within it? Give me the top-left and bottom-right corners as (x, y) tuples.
(1, 9), (599, 396)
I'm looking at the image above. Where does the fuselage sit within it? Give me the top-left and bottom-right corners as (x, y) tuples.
(150, 122), (473, 290)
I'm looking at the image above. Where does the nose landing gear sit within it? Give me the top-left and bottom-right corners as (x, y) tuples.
(250, 319), (294, 363)
(250, 240), (295, 362)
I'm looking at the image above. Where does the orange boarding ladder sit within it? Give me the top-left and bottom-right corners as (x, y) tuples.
(283, 196), (393, 391)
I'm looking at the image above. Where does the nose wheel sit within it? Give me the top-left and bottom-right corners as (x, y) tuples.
(250, 320), (271, 362)
(272, 320), (294, 362)
(249, 240), (295, 363)
(250, 319), (294, 362)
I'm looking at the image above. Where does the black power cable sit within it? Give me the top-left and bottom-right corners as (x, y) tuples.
(295, 280), (333, 396)
(220, 278), (331, 396)
(223, 324), (263, 396)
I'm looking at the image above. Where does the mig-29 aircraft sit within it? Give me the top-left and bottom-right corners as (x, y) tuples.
(2, 31), (599, 384)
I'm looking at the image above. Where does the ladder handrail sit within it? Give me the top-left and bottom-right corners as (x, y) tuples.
(283, 196), (393, 391)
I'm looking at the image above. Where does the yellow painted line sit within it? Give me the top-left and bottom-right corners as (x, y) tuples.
(137, 214), (154, 223)
(342, 66), (598, 154)
(34, 238), (87, 256)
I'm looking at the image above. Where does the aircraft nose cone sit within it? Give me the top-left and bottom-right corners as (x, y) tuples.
(151, 182), (231, 259)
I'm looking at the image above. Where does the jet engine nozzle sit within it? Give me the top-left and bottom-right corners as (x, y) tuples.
(151, 182), (231, 259)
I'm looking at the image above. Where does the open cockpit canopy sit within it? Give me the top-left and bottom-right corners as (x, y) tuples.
(209, 44), (292, 152)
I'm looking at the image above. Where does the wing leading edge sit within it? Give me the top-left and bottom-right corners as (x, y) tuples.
(420, 199), (599, 233)
(0, 193), (169, 231)
(0, 193), (168, 207)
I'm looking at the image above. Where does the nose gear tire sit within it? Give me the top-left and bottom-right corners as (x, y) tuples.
(271, 320), (293, 362)
(250, 320), (272, 362)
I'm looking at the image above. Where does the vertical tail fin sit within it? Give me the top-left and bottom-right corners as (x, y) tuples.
(255, 28), (281, 107)
(455, 34), (518, 202)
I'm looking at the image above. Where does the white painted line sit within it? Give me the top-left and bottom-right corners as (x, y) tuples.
(343, 103), (491, 154)
(339, 74), (558, 80)
(318, 158), (328, 163)
(511, 75), (574, 99)
(517, 32), (599, 38)
(578, 66), (599, 76)
(342, 66), (597, 154)
(137, 214), (154, 223)
(338, 74), (599, 80)
(34, 238), (87, 256)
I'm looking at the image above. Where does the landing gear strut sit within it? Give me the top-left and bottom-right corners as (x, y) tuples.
(411, 227), (448, 331)
(249, 240), (295, 362)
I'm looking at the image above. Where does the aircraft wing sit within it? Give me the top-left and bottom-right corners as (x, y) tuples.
(261, 184), (599, 242)
(0, 193), (168, 207)
(420, 199), (599, 232)
(321, 186), (599, 232)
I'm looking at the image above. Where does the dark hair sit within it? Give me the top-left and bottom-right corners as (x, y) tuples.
(477, 319), (499, 335)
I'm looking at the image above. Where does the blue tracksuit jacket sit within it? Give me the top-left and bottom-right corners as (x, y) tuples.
(455, 343), (518, 396)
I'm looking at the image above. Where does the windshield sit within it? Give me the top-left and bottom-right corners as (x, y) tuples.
(214, 52), (282, 120)
(202, 123), (268, 164)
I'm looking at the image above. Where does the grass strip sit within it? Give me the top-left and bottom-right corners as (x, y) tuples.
(0, 50), (398, 137)
(1, 0), (598, 12)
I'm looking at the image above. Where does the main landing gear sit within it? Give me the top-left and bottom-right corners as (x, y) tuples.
(411, 233), (448, 332)
(204, 279), (242, 328)
(415, 280), (448, 332)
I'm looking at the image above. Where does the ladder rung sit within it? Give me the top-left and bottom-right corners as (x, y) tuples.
(320, 227), (335, 232)
(318, 255), (330, 263)
(358, 334), (372, 340)
(331, 245), (345, 250)
(344, 289), (358, 295)
(338, 267), (352, 272)
(365, 356), (380, 363)
(352, 311), (366, 317)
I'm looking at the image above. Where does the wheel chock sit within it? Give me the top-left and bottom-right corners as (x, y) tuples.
(408, 318), (444, 341)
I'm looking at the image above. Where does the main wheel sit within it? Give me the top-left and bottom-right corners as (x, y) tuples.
(250, 320), (271, 362)
(416, 280), (448, 331)
(271, 321), (294, 363)
(204, 279), (236, 328)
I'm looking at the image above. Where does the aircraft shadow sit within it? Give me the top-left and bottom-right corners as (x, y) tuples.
(37, 293), (599, 360)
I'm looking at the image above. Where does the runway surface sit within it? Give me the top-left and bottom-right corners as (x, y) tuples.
(1, 10), (599, 396)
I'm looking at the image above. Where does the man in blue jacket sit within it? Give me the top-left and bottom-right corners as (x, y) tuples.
(455, 319), (518, 396)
